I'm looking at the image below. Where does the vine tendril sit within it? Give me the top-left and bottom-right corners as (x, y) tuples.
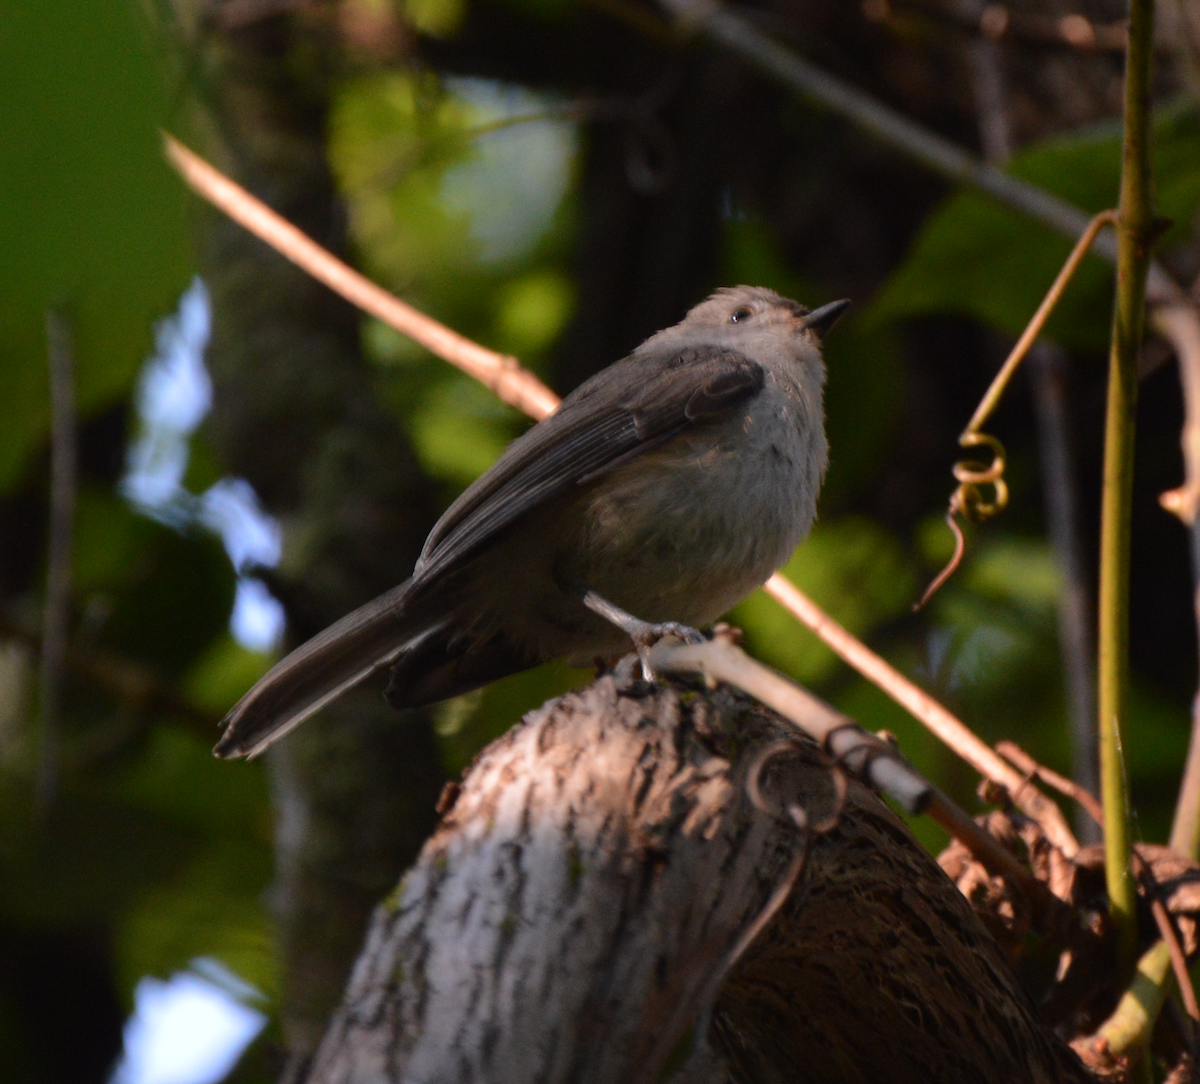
(916, 209), (1118, 609)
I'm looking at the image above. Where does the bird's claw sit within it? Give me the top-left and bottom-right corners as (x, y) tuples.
(629, 621), (705, 681)
(579, 589), (705, 682)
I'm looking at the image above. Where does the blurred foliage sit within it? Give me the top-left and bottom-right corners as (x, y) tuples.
(874, 105), (1200, 349)
(0, 0), (190, 491)
(2, 2), (1200, 1082)
(732, 517), (917, 687)
(333, 70), (578, 499)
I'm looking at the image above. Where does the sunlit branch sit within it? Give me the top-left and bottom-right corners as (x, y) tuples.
(763, 575), (1079, 855)
(647, 631), (1047, 900)
(163, 135), (560, 422)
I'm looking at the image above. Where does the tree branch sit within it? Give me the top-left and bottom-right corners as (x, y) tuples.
(306, 677), (1093, 1084)
(648, 631), (1047, 899)
(762, 575), (1079, 856)
(163, 135), (560, 423)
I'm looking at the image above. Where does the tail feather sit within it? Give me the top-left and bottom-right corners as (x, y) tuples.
(384, 625), (537, 712)
(214, 581), (439, 759)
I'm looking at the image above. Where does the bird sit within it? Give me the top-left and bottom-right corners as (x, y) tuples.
(213, 286), (848, 759)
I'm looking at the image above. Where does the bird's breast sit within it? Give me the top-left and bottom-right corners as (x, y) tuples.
(571, 377), (825, 625)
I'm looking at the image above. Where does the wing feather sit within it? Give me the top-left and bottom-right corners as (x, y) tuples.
(408, 345), (764, 594)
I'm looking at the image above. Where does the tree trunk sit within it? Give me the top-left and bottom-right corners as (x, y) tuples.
(306, 674), (1092, 1084)
(184, 5), (444, 1068)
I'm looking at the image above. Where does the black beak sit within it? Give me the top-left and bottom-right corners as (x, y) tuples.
(799, 298), (851, 339)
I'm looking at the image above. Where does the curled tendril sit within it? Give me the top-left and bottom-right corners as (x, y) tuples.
(745, 739), (847, 836)
(909, 210), (1117, 611)
(952, 431), (1009, 523)
(914, 432), (1008, 612)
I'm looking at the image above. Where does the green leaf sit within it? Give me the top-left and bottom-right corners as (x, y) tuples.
(115, 840), (275, 999)
(94, 516), (237, 677)
(408, 374), (524, 487)
(103, 724), (275, 997)
(492, 269), (575, 359)
(871, 106), (1200, 351)
(0, 1), (191, 491)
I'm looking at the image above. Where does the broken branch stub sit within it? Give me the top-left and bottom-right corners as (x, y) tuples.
(307, 676), (1090, 1084)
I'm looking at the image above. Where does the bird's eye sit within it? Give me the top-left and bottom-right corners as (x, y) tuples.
(729, 307), (754, 324)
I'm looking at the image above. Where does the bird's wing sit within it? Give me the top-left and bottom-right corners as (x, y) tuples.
(410, 344), (764, 592)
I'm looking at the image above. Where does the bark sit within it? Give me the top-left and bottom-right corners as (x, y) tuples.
(307, 675), (1092, 1084)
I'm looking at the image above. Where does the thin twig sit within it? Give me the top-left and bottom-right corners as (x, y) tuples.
(956, 0), (1012, 163)
(656, 0), (1183, 307)
(662, 0), (1092, 239)
(965, 212), (1119, 437)
(956, 0), (1101, 839)
(165, 136), (1081, 859)
(162, 134), (560, 422)
(763, 574), (1080, 856)
(2, 608), (220, 735)
(647, 631), (1047, 898)
(912, 509), (965, 611)
(995, 740), (1104, 828)
(1098, 0), (1157, 979)
(39, 311), (76, 811)
(1153, 303), (1200, 865)
(872, 0), (1131, 54)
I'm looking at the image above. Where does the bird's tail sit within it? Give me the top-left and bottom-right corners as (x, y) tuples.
(213, 580), (442, 759)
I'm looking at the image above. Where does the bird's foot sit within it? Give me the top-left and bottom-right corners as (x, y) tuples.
(580, 590), (705, 681)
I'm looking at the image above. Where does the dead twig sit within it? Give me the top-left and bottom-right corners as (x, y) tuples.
(999, 734), (1200, 1044)
(1132, 851), (1200, 1025)
(162, 135), (560, 422)
(1028, 344), (1100, 838)
(1154, 306), (1200, 529)
(763, 574), (1080, 856)
(656, 0), (1183, 307)
(996, 740), (1104, 829)
(997, 740), (1200, 1023)
(2, 608), (220, 737)
(955, 0), (1101, 839)
(648, 631), (1049, 903)
(866, 0), (1130, 54)
(1153, 304), (1200, 868)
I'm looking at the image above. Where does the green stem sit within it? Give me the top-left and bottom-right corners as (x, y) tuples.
(1098, 0), (1156, 979)
(1098, 941), (1173, 1056)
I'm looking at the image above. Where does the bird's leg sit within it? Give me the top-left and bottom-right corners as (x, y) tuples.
(580, 589), (705, 681)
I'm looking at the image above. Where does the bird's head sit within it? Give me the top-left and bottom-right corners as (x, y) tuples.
(655, 286), (849, 372)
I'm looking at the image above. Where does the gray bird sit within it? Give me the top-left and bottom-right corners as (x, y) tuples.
(214, 286), (847, 759)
